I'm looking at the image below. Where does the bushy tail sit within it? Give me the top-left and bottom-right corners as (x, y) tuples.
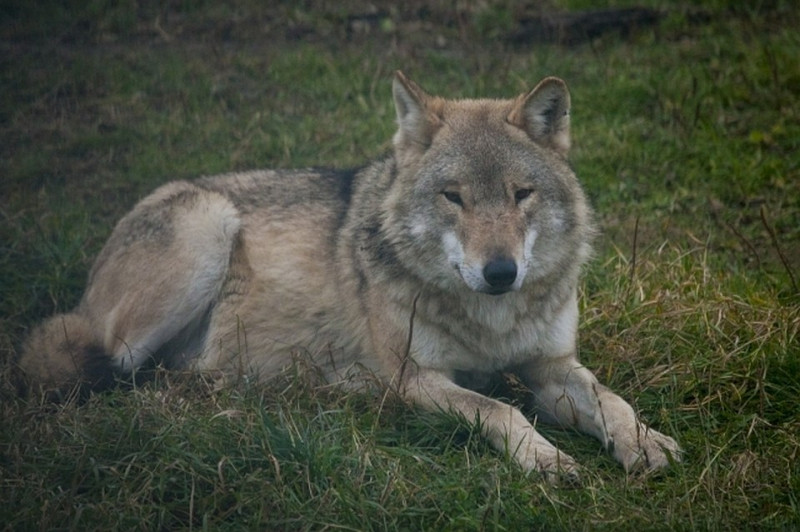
(18, 313), (114, 400)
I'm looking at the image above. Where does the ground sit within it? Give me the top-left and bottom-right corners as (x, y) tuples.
(1, 1), (798, 529)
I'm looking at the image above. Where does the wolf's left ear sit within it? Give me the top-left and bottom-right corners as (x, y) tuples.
(507, 77), (571, 156)
(392, 71), (443, 153)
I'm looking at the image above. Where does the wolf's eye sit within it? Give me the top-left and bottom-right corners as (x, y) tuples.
(514, 188), (534, 204)
(442, 191), (464, 207)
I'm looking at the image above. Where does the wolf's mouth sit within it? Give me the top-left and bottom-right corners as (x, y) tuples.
(475, 283), (516, 296)
(484, 287), (512, 296)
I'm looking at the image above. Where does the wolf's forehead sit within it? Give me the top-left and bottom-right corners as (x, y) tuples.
(441, 104), (529, 152)
(441, 124), (538, 176)
(443, 99), (513, 130)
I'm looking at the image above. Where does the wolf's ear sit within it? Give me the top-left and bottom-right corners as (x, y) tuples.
(392, 71), (443, 153)
(507, 77), (571, 156)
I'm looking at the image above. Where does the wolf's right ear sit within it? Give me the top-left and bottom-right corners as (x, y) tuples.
(392, 71), (443, 154)
(508, 77), (571, 156)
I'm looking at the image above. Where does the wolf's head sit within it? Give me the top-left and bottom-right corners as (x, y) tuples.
(384, 71), (594, 296)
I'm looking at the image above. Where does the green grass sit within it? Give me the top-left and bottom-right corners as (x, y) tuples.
(2, 1), (799, 529)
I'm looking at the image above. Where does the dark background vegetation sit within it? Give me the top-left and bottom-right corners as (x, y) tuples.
(1, 1), (798, 529)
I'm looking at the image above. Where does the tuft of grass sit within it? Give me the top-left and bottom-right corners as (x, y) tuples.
(1, 1), (799, 529)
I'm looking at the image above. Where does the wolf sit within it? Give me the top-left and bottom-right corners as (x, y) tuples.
(19, 71), (680, 482)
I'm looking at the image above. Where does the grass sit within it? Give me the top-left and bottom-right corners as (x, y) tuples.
(1, 0), (799, 529)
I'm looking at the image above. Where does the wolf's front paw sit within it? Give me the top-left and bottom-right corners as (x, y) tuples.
(614, 426), (682, 472)
(528, 450), (582, 486)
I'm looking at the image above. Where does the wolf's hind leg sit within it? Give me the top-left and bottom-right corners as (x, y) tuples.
(20, 182), (241, 396)
(85, 182), (242, 373)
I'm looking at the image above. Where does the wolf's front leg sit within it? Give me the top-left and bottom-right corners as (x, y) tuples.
(367, 295), (579, 482)
(522, 357), (681, 472)
(399, 367), (581, 483)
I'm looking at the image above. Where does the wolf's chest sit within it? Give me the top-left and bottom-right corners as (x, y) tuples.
(410, 294), (578, 372)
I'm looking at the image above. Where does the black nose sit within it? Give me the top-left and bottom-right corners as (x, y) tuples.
(483, 258), (517, 289)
